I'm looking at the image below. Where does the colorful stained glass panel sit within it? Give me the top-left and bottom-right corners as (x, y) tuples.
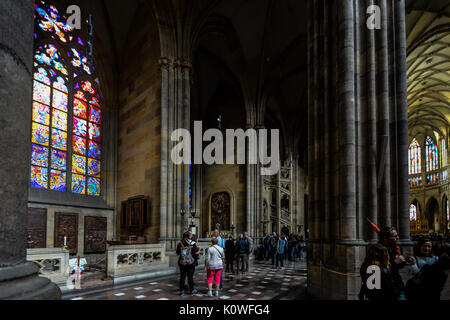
(73, 136), (86, 156)
(52, 109), (67, 130)
(88, 123), (101, 142)
(87, 178), (100, 196)
(52, 90), (68, 112)
(88, 141), (101, 159)
(51, 149), (66, 171)
(81, 81), (95, 94)
(73, 117), (87, 137)
(72, 154), (86, 175)
(33, 81), (51, 105)
(89, 106), (101, 124)
(50, 170), (66, 191)
(34, 68), (50, 85)
(51, 128), (67, 150)
(32, 102), (50, 126)
(31, 144), (49, 167)
(74, 90), (87, 101)
(72, 174), (86, 194)
(53, 76), (68, 93)
(32, 123), (50, 146)
(88, 159), (101, 177)
(73, 98), (87, 119)
(31, 166), (48, 189)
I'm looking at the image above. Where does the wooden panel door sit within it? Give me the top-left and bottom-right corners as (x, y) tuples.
(27, 208), (47, 249)
(84, 216), (107, 254)
(54, 213), (78, 255)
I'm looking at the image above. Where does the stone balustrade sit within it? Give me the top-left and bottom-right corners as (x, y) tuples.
(107, 243), (174, 284)
(27, 248), (70, 285)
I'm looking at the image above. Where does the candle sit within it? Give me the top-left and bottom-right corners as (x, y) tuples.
(64, 236), (67, 246)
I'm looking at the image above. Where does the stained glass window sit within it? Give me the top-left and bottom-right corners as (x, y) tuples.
(409, 176), (423, 188)
(447, 198), (450, 231)
(31, 2), (102, 196)
(410, 204), (417, 221)
(408, 138), (421, 175)
(426, 136), (439, 172)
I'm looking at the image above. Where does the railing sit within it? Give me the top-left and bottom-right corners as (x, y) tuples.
(107, 243), (170, 278)
(27, 248), (70, 283)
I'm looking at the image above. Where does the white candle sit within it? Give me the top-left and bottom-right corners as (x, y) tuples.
(64, 236), (67, 246)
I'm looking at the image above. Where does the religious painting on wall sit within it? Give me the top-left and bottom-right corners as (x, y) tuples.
(211, 192), (231, 231)
(27, 208), (47, 249)
(84, 216), (107, 254)
(54, 212), (78, 255)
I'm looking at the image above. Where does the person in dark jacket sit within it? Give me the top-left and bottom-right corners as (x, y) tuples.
(378, 226), (415, 299)
(225, 236), (236, 273)
(235, 234), (249, 274)
(405, 253), (450, 300)
(176, 231), (201, 296)
(359, 244), (400, 301)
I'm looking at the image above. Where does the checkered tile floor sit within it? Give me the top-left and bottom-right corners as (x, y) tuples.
(65, 260), (307, 301)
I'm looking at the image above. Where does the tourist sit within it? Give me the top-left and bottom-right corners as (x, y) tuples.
(378, 226), (415, 300)
(263, 234), (270, 261)
(359, 244), (400, 300)
(411, 237), (438, 274)
(298, 235), (306, 260)
(236, 234), (249, 274)
(205, 237), (225, 297)
(213, 229), (225, 289)
(225, 235), (236, 273)
(244, 232), (253, 272)
(276, 233), (288, 269)
(405, 252), (450, 300)
(269, 232), (278, 266)
(176, 231), (200, 296)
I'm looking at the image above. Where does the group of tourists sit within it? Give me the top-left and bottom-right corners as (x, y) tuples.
(176, 229), (254, 298)
(359, 226), (450, 300)
(261, 233), (306, 268)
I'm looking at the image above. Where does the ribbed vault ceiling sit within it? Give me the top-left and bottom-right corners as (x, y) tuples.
(406, 1), (450, 139)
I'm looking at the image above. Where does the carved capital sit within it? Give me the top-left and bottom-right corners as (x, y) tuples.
(174, 58), (192, 72)
(159, 57), (173, 71)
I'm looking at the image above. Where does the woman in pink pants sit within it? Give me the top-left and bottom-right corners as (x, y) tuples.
(206, 237), (225, 297)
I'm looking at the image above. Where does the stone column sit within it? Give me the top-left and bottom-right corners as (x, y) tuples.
(307, 0), (410, 300)
(0, 0), (60, 299)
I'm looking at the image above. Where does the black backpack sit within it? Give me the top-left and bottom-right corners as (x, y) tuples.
(404, 264), (430, 300)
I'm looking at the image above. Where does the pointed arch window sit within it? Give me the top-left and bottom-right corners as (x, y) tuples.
(31, 2), (102, 196)
(410, 203), (417, 222)
(426, 136), (439, 172)
(409, 138), (422, 175)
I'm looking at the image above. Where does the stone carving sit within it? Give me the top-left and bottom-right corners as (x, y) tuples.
(281, 169), (290, 180)
(84, 216), (107, 254)
(281, 194), (290, 211)
(27, 208), (47, 249)
(116, 251), (162, 267)
(54, 213), (78, 255)
(211, 192), (231, 231)
(34, 259), (61, 275)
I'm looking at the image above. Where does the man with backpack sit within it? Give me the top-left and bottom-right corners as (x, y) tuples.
(176, 231), (201, 296)
(236, 234), (249, 274)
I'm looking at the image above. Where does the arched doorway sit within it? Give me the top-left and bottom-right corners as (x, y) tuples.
(426, 198), (439, 232)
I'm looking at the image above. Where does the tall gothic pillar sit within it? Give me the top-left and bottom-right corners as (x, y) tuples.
(0, 0), (61, 299)
(307, 0), (410, 299)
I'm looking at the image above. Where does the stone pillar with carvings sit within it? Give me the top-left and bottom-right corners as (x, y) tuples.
(0, 0), (61, 299)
